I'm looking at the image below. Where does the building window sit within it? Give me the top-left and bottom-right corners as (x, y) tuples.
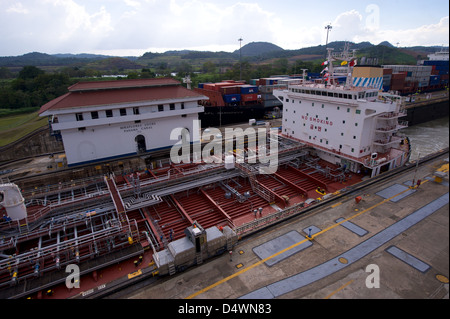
(133, 107), (140, 115)
(337, 106), (340, 110)
(342, 120), (345, 124)
(353, 136), (357, 139)
(351, 148), (355, 152)
(322, 104), (324, 108)
(312, 103), (314, 107)
(120, 108), (127, 116)
(106, 110), (113, 118)
(158, 105), (164, 112)
(341, 133), (344, 136)
(286, 98), (289, 102)
(91, 111), (99, 120)
(356, 109), (361, 114)
(181, 103), (185, 109)
(170, 103), (175, 110)
(76, 113), (84, 121)
(355, 123), (358, 126)
(347, 108), (350, 112)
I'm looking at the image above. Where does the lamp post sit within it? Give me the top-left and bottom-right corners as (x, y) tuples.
(325, 24), (332, 59)
(238, 37), (243, 81)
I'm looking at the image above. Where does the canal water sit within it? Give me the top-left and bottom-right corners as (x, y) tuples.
(400, 116), (449, 161)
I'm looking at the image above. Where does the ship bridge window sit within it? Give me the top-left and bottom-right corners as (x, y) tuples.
(278, 96), (284, 101)
(322, 91), (327, 96)
(358, 92), (365, 99)
(328, 92), (333, 97)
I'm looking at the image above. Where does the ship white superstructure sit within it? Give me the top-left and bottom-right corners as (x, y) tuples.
(274, 48), (410, 177)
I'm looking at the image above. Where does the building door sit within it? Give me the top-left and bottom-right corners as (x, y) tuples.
(135, 135), (146, 153)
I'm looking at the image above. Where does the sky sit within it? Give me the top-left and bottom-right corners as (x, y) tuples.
(0, 0), (449, 57)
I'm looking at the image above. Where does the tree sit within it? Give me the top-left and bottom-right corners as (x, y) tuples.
(18, 65), (44, 80)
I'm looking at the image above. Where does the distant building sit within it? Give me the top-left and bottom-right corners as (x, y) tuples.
(39, 78), (207, 166)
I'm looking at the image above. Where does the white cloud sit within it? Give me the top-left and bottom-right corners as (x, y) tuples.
(6, 2), (29, 14)
(0, 0), (448, 56)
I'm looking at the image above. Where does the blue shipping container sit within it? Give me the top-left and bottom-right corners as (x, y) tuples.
(429, 75), (440, 85)
(424, 60), (449, 66)
(223, 94), (241, 103)
(240, 85), (259, 94)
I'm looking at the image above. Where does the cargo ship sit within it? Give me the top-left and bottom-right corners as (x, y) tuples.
(194, 79), (283, 127)
(0, 44), (412, 299)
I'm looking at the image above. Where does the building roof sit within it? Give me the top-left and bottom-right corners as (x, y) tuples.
(67, 78), (180, 92)
(39, 78), (206, 114)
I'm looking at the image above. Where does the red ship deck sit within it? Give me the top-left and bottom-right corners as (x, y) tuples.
(24, 156), (364, 299)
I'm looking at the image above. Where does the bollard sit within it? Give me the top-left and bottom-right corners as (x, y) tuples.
(355, 196), (362, 204)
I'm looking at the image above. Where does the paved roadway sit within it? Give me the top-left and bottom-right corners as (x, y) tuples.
(119, 153), (449, 300)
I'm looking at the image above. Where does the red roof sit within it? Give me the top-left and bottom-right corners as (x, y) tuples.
(67, 78), (180, 91)
(39, 78), (206, 114)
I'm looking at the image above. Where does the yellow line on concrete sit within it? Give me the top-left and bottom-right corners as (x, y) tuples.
(185, 179), (427, 299)
(324, 280), (354, 299)
(331, 202), (342, 208)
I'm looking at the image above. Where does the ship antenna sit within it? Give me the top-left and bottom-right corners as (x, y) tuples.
(183, 74), (192, 90)
(301, 69), (308, 82)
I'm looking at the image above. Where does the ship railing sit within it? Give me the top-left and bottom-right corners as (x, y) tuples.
(377, 111), (407, 119)
(372, 136), (404, 146)
(234, 199), (314, 236)
(374, 120), (408, 132)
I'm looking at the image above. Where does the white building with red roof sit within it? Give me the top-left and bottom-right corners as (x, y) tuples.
(39, 78), (207, 166)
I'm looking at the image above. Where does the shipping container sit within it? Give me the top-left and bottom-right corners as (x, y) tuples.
(241, 93), (258, 102)
(429, 75), (440, 85)
(203, 83), (216, 91)
(223, 94), (241, 103)
(220, 86), (242, 95)
(240, 85), (259, 94)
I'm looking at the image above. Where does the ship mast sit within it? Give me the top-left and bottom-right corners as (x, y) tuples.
(331, 42), (357, 88)
(326, 48), (334, 86)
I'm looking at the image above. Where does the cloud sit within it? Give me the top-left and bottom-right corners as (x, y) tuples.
(6, 2), (29, 14)
(0, 1), (448, 56)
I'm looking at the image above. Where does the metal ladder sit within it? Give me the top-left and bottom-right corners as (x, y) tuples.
(196, 252), (203, 265)
(168, 262), (176, 276)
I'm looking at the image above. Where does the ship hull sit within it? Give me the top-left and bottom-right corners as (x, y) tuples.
(199, 104), (267, 127)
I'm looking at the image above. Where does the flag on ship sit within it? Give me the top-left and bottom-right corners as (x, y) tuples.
(341, 60), (348, 66)
(321, 60), (328, 66)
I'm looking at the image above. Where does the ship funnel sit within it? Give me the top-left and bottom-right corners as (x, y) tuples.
(0, 183), (27, 221)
